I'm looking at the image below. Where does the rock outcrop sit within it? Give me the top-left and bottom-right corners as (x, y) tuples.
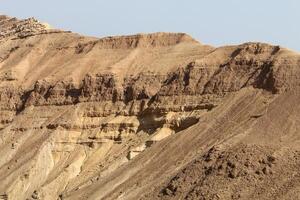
(0, 15), (64, 40)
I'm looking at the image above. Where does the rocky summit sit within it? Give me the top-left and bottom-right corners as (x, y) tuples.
(0, 15), (300, 200)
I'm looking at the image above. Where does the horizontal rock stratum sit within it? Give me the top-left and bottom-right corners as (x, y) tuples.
(1, 15), (300, 200)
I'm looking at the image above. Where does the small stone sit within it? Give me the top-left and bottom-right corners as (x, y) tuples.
(31, 190), (38, 199)
(228, 172), (235, 178)
(267, 155), (276, 163)
(163, 188), (173, 195)
(262, 167), (272, 175)
(228, 169), (237, 178)
(227, 161), (236, 168)
(205, 166), (213, 175)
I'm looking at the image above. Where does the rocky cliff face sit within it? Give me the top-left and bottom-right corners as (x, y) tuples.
(1, 15), (300, 200)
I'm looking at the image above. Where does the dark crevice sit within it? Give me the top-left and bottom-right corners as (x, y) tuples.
(16, 89), (33, 114)
(254, 61), (276, 93)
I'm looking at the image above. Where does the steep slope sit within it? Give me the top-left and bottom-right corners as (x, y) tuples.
(0, 15), (300, 200)
(65, 43), (300, 200)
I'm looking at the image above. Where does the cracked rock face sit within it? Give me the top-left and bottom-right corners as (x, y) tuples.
(1, 15), (300, 200)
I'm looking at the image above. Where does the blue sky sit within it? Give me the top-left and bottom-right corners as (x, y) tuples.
(1, 0), (299, 51)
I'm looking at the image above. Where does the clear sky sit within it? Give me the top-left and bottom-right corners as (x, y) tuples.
(1, 0), (299, 51)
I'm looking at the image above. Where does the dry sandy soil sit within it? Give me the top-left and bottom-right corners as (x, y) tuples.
(1, 15), (300, 200)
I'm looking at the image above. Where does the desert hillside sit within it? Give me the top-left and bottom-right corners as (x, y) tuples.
(1, 15), (300, 200)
